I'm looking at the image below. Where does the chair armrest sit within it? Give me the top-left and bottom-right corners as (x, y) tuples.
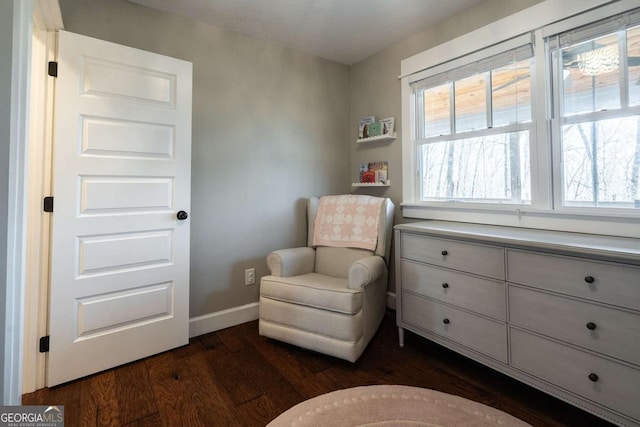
(266, 247), (316, 277)
(348, 256), (386, 290)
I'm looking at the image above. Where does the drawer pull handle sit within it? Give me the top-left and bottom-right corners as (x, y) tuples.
(442, 283), (449, 289)
(443, 318), (450, 325)
(588, 373), (599, 382)
(584, 276), (595, 284)
(586, 322), (597, 331)
(441, 250), (448, 256)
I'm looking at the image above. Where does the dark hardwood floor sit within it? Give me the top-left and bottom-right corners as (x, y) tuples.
(24, 310), (615, 426)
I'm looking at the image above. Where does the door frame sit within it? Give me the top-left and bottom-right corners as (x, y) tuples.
(4, 0), (33, 405)
(16, 0), (63, 399)
(22, 23), (58, 394)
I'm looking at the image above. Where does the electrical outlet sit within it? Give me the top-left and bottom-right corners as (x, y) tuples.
(245, 268), (255, 286)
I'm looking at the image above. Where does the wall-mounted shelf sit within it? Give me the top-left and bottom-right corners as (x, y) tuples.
(351, 180), (391, 188)
(356, 133), (396, 144)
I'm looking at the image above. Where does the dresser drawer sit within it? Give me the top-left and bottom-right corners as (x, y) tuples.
(402, 260), (506, 320)
(402, 234), (504, 280)
(509, 286), (640, 366)
(507, 250), (640, 311)
(401, 292), (507, 362)
(510, 328), (640, 422)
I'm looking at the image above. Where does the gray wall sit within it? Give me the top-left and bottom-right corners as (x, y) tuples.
(57, 0), (544, 316)
(0, 0), (15, 405)
(59, 0), (351, 316)
(349, 0), (543, 292)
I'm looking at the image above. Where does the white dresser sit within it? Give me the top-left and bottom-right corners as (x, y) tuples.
(395, 221), (640, 427)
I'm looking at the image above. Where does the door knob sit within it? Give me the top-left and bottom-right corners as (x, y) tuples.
(177, 210), (189, 220)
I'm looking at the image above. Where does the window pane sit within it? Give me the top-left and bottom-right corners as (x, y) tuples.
(424, 83), (451, 137)
(562, 33), (620, 115)
(420, 131), (530, 203)
(628, 25), (640, 106)
(455, 73), (487, 132)
(562, 117), (640, 209)
(492, 58), (532, 126)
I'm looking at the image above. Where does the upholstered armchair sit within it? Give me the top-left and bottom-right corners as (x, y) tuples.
(259, 195), (394, 362)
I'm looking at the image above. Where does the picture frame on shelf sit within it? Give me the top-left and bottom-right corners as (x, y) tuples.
(380, 117), (395, 136)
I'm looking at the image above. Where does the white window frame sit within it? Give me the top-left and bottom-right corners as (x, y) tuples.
(548, 11), (640, 215)
(400, 0), (640, 238)
(411, 36), (536, 207)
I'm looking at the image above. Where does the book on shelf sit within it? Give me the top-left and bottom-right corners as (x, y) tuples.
(358, 116), (376, 139)
(359, 161), (388, 184)
(380, 117), (395, 136)
(367, 122), (382, 137)
(358, 117), (395, 140)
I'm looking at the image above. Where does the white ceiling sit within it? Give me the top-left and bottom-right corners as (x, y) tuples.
(127, 0), (486, 65)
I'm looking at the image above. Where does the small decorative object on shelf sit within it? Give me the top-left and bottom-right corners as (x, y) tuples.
(358, 116), (376, 139)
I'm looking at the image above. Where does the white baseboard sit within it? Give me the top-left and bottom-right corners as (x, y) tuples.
(190, 295), (395, 339)
(189, 302), (259, 338)
(387, 291), (396, 309)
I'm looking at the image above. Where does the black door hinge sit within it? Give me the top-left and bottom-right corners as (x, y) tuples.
(47, 61), (58, 77)
(43, 196), (54, 213)
(39, 336), (50, 353)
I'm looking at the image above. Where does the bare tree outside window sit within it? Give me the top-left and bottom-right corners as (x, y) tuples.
(559, 25), (640, 209)
(421, 132), (530, 202)
(562, 118), (639, 207)
(416, 56), (533, 204)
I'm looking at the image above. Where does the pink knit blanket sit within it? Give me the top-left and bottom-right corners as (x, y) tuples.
(312, 195), (383, 251)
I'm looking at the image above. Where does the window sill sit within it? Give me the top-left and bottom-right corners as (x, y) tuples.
(401, 202), (640, 239)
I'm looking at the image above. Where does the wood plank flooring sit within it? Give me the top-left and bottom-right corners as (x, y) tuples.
(23, 310), (615, 426)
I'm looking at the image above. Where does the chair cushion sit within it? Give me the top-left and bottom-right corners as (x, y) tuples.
(260, 273), (362, 314)
(315, 247), (374, 278)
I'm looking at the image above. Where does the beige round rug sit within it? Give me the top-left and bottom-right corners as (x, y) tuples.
(267, 385), (532, 427)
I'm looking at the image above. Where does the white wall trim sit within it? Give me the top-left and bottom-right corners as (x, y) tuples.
(33, 0), (63, 31)
(400, 0), (617, 78)
(402, 204), (640, 239)
(21, 0), (62, 395)
(189, 303), (259, 338)
(5, 0), (34, 406)
(22, 29), (56, 395)
(190, 295), (396, 339)
(22, 27), (46, 397)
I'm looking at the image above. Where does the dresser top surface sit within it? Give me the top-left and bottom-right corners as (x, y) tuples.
(395, 221), (640, 264)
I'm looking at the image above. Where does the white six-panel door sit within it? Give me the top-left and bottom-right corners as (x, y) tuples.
(48, 30), (192, 386)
